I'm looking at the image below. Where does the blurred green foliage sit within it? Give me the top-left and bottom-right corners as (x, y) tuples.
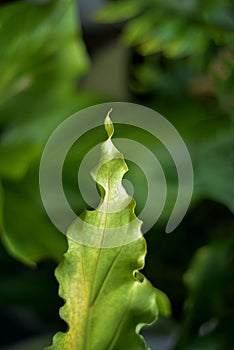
(97, 0), (234, 56)
(0, 0), (233, 349)
(179, 237), (234, 349)
(97, 0), (234, 215)
(0, 0), (91, 264)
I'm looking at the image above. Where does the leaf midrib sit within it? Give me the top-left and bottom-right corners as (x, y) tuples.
(83, 159), (112, 350)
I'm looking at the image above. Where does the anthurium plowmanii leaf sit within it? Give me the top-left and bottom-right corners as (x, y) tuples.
(47, 111), (170, 350)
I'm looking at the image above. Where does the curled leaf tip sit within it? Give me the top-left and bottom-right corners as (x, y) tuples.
(104, 108), (114, 138)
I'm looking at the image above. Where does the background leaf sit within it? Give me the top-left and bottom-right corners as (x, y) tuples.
(0, 0), (90, 264)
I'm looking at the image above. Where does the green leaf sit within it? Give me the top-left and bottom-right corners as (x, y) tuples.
(0, 0), (91, 264)
(0, 181), (3, 231)
(155, 288), (171, 317)
(0, 0), (88, 107)
(2, 163), (67, 266)
(95, 0), (142, 23)
(176, 236), (234, 349)
(0, 143), (40, 180)
(195, 125), (234, 213)
(47, 114), (165, 349)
